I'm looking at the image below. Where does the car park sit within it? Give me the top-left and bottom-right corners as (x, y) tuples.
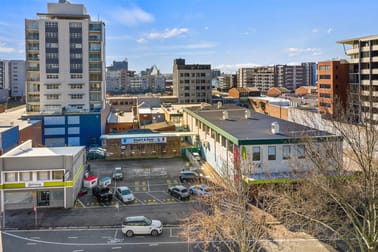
(179, 170), (199, 183)
(115, 186), (135, 203)
(168, 185), (191, 200)
(122, 216), (163, 237)
(189, 184), (210, 197)
(92, 186), (112, 203)
(112, 167), (124, 181)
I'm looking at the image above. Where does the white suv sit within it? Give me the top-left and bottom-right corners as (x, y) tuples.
(122, 216), (163, 237)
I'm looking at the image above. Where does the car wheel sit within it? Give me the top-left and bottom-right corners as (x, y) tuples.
(125, 230), (134, 237)
(151, 230), (158, 236)
(178, 195), (182, 200)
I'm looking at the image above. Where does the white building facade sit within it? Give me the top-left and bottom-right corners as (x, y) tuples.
(25, 0), (106, 113)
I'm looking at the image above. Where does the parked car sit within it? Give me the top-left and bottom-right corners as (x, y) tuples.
(115, 186), (135, 203)
(168, 185), (191, 200)
(179, 170), (199, 183)
(192, 152), (201, 161)
(112, 167), (124, 181)
(189, 184), (210, 197)
(122, 216), (163, 237)
(87, 149), (106, 160)
(92, 186), (113, 203)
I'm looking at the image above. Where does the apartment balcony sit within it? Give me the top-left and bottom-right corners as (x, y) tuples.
(89, 35), (101, 41)
(89, 57), (101, 62)
(372, 56), (378, 62)
(27, 67), (40, 71)
(361, 69), (370, 74)
(26, 47), (39, 52)
(361, 101), (378, 108)
(27, 56), (40, 61)
(347, 58), (359, 64)
(361, 57), (371, 63)
(89, 68), (102, 72)
(26, 35), (39, 41)
(27, 98), (40, 103)
(361, 46), (371, 52)
(27, 87), (40, 92)
(361, 90), (378, 97)
(346, 47), (359, 55)
(372, 69), (378, 74)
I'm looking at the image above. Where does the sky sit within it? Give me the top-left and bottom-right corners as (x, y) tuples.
(0, 0), (377, 74)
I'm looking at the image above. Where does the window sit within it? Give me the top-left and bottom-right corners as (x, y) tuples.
(70, 53), (82, 59)
(70, 43), (82, 49)
(37, 171), (49, 180)
(319, 93), (331, 98)
(46, 84), (60, 89)
(319, 84), (331, 89)
(46, 43), (58, 48)
(47, 74), (59, 79)
(70, 84), (84, 89)
(46, 94), (60, 100)
(283, 145), (291, 160)
(70, 94), (84, 99)
(69, 22), (82, 28)
(20, 172), (32, 182)
(319, 75), (331, 80)
(319, 65), (331, 71)
(297, 145), (305, 159)
(46, 53), (58, 59)
(70, 33), (82, 39)
(5, 172), (17, 182)
(252, 147), (261, 161)
(71, 74), (83, 79)
(46, 22), (58, 28)
(52, 170), (63, 180)
(268, 146), (276, 160)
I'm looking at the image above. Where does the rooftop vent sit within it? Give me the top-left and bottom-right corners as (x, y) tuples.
(200, 102), (206, 110)
(217, 101), (222, 109)
(244, 110), (252, 119)
(223, 111), (229, 120)
(271, 122), (280, 134)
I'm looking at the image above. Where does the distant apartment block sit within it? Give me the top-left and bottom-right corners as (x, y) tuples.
(217, 74), (237, 91)
(317, 60), (349, 116)
(338, 35), (378, 124)
(173, 58), (212, 104)
(237, 63), (317, 93)
(25, 0), (106, 113)
(106, 60), (128, 93)
(0, 60), (26, 100)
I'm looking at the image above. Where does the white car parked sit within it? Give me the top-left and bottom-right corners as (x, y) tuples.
(122, 216), (163, 237)
(115, 186), (135, 203)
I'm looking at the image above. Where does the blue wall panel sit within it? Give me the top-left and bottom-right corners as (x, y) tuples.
(1, 126), (19, 153)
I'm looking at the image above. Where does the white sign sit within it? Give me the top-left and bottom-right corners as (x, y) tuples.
(26, 182), (44, 188)
(121, 137), (167, 145)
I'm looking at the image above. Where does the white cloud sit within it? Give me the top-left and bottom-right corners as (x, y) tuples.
(136, 38), (147, 44)
(204, 26), (209, 30)
(147, 28), (189, 40)
(312, 28), (319, 33)
(286, 47), (322, 57)
(327, 27), (333, 34)
(0, 42), (16, 53)
(215, 63), (260, 74)
(115, 6), (154, 26)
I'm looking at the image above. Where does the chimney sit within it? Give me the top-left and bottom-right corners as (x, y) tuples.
(271, 122), (280, 134)
(222, 111), (229, 120)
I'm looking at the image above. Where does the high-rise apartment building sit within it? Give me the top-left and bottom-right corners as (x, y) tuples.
(173, 58), (212, 104)
(25, 0), (105, 113)
(0, 60), (26, 100)
(302, 62), (317, 86)
(218, 74), (237, 91)
(317, 60), (349, 116)
(337, 35), (378, 123)
(275, 64), (305, 90)
(237, 66), (275, 93)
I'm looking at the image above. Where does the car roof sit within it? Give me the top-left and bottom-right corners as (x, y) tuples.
(180, 170), (198, 175)
(117, 186), (130, 190)
(125, 216), (146, 221)
(173, 185), (187, 190)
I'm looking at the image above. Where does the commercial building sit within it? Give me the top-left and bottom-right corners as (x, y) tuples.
(0, 140), (86, 210)
(337, 35), (378, 123)
(317, 60), (349, 116)
(183, 105), (342, 182)
(172, 58), (212, 104)
(25, 0), (106, 113)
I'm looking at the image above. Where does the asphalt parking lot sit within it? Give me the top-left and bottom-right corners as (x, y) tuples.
(76, 158), (197, 208)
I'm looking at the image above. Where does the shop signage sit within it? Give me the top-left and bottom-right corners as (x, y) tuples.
(26, 182), (44, 188)
(121, 137), (167, 145)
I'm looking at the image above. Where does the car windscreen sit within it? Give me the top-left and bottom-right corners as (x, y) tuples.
(144, 217), (152, 225)
(181, 189), (188, 193)
(121, 189), (131, 195)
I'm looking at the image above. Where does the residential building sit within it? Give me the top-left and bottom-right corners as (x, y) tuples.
(23, 0), (107, 146)
(0, 60), (26, 100)
(337, 35), (378, 123)
(317, 60), (349, 116)
(237, 66), (275, 93)
(302, 62), (317, 86)
(183, 105), (342, 183)
(106, 60), (128, 94)
(172, 58), (212, 104)
(275, 64), (305, 91)
(25, 0), (106, 113)
(218, 74), (237, 91)
(0, 140), (86, 210)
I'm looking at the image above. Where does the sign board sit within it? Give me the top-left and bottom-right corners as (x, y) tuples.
(26, 182), (44, 188)
(121, 137), (167, 145)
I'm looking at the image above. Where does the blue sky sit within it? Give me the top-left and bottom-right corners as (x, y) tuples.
(0, 0), (377, 74)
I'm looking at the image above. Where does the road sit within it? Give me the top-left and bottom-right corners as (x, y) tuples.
(1, 227), (215, 252)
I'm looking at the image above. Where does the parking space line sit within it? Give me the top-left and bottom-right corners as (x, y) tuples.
(147, 180), (150, 192)
(146, 192), (164, 204)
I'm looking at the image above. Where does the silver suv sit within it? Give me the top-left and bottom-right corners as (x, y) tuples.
(122, 216), (163, 237)
(168, 185), (191, 200)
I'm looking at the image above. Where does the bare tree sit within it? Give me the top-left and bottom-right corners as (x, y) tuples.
(260, 100), (378, 252)
(180, 162), (268, 252)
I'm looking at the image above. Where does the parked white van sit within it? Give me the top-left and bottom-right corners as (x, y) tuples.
(122, 216), (163, 237)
